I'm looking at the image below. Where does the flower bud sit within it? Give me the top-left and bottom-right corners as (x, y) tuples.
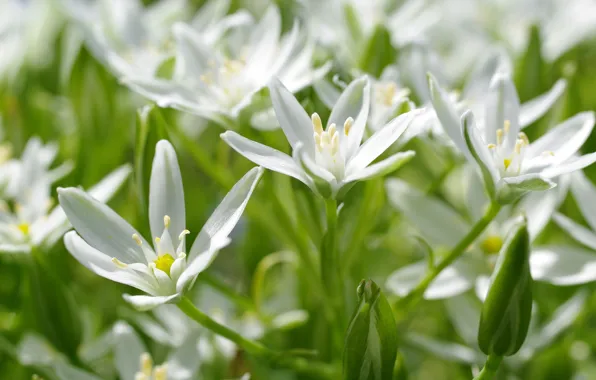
(343, 280), (398, 380)
(477, 217), (533, 356)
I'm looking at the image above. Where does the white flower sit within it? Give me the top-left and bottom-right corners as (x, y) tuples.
(428, 71), (596, 202)
(58, 140), (263, 310)
(222, 76), (419, 198)
(123, 6), (330, 127)
(0, 137), (131, 254)
(384, 167), (594, 300)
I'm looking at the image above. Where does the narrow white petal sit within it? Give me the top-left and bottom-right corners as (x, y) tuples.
(150, 140), (186, 242)
(346, 110), (419, 173)
(343, 151), (415, 183)
(541, 152), (596, 178)
(88, 164), (132, 202)
(112, 321), (146, 380)
(444, 295), (481, 345)
(526, 112), (594, 164)
(221, 131), (312, 186)
(520, 79), (567, 128)
(268, 77), (314, 155)
(385, 179), (470, 247)
(64, 232), (156, 294)
(518, 188), (561, 241)
(123, 293), (181, 311)
(571, 170), (596, 231)
(177, 237), (231, 293)
(188, 167), (263, 260)
(244, 6), (282, 78)
(531, 246), (596, 285)
(552, 212), (596, 251)
(172, 22), (211, 79)
(484, 73), (520, 147)
(328, 76), (371, 160)
(58, 188), (149, 263)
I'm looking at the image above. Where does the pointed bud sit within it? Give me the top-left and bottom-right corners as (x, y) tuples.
(478, 218), (533, 356)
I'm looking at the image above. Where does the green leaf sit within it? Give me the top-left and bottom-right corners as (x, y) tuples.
(358, 25), (397, 78)
(478, 218), (533, 356)
(515, 25), (544, 102)
(343, 280), (398, 380)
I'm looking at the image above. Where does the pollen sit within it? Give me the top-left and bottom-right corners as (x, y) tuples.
(154, 254), (175, 275)
(16, 223), (29, 235)
(480, 235), (503, 255)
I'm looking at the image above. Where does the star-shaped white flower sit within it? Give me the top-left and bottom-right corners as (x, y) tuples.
(222, 76), (419, 198)
(428, 72), (596, 203)
(123, 6), (330, 127)
(58, 140), (263, 310)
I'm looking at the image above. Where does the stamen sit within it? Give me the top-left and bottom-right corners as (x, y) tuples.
(515, 140), (524, 154)
(327, 123), (337, 137)
(331, 133), (339, 155)
(487, 143), (496, 149)
(518, 132), (529, 145)
(503, 120), (511, 133)
(134, 373), (148, 380)
(140, 352), (152, 376)
(132, 234), (143, 246)
(314, 133), (322, 150)
(178, 229), (190, 241)
(311, 113), (323, 134)
(164, 215), (171, 229)
(17, 223), (29, 235)
(496, 129), (504, 145)
(383, 83), (397, 106)
(155, 237), (161, 244)
(344, 117), (353, 136)
(178, 252), (187, 259)
(154, 365), (168, 380)
(112, 257), (128, 269)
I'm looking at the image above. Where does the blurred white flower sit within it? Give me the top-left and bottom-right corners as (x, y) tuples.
(223, 76), (419, 198)
(59, 140), (263, 310)
(0, 137), (130, 254)
(429, 71), (596, 201)
(124, 6), (330, 127)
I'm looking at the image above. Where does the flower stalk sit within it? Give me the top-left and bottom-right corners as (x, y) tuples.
(473, 355), (503, 380)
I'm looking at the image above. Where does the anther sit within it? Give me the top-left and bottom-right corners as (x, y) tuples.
(178, 229), (190, 241)
(518, 132), (529, 145)
(155, 237), (161, 244)
(164, 215), (171, 228)
(331, 133), (339, 155)
(154, 365), (168, 380)
(132, 234), (143, 246)
(328, 123), (337, 137)
(178, 252), (187, 259)
(140, 352), (152, 376)
(496, 129), (504, 145)
(311, 113), (323, 134)
(112, 257), (128, 269)
(504, 120), (511, 133)
(344, 117), (354, 136)
(487, 143), (496, 149)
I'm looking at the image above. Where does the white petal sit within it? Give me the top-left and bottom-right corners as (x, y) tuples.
(150, 140), (186, 242)
(88, 164), (132, 202)
(0, 244), (30, 255)
(294, 143), (335, 183)
(520, 79), (567, 128)
(58, 188), (149, 263)
(268, 77), (314, 155)
(244, 6), (282, 79)
(518, 188), (561, 241)
(313, 78), (341, 109)
(63, 232), (156, 294)
(177, 237), (231, 293)
(112, 321), (146, 380)
(172, 22), (211, 79)
(571, 170), (596, 231)
(221, 131), (311, 187)
(427, 73), (468, 155)
(531, 246), (596, 285)
(123, 293), (181, 311)
(526, 112), (594, 164)
(343, 151), (415, 183)
(552, 212), (596, 251)
(541, 152), (596, 178)
(165, 333), (202, 380)
(484, 73), (520, 148)
(444, 295), (481, 345)
(346, 110), (419, 173)
(385, 179), (470, 247)
(329, 76), (371, 160)
(462, 111), (499, 194)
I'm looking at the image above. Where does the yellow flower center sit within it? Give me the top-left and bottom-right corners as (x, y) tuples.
(17, 223), (29, 235)
(154, 254), (175, 275)
(480, 235), (503, 255)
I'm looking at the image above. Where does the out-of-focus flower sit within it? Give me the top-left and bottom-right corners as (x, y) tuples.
(429, 72), (596, 202)
(0, 0), (64, 82)
(59, 140), (263, 310)
(385, 167), (595, 300)
(124, 6), (330, 128)
(223, 76), (419, 198)
(0, 137), (131, 254)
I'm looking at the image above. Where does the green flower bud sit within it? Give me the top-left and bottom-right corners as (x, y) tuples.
(478, 217), (533, 357)
(343, 280), (399, 380)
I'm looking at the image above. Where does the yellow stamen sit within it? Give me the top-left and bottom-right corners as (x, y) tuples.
(328, 123), (337, 136)
(155, 237), (161, 244)
(154, 254), (175, 275)
(314, 134), (322, 150)
(496, 129), (504, 145)
(383, 83), (397, 106)
(487, 143), (496, 149)
(504, 120), (511, 133)
(154, 365), (168, 380)
(132, 234), (143, 246)
(344, 117), (354, 136)
(480, 235), (503, 255)
(178, 229), (190, 240)
(17, 223), (29, 235)
(163, 215), (170, 228)
(140, 353), (152, 376)
(111, 257), (128, 269)
(518, 132), (529, 145)
(178, 252), (186, 259)
(311, 113), (323, 134)
(331, 133), (339, 155)
(515, 140), (524, 154)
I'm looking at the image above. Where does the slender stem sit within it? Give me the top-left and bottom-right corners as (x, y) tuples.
(397, 201), (502, 310)
(322, 199), (341, 311)
(177, 297), (338, 379)
(473, 355), (503, 380)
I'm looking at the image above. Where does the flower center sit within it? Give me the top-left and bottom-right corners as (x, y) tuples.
(480, 235), (503, 255)
(16, 223), (29, 235)
(135, 352), (168, 380)
(487, 120), (530, 177)
(154, 253), (175, 275)
(311, 113), (352, 178)
(376, 82), (398, 106)
(199, 58), (248, 107)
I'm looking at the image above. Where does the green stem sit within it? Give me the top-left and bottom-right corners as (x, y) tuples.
(473, 355), (503, 380)
(397, 201), (501, 310)
(177, 297), (337, 379)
